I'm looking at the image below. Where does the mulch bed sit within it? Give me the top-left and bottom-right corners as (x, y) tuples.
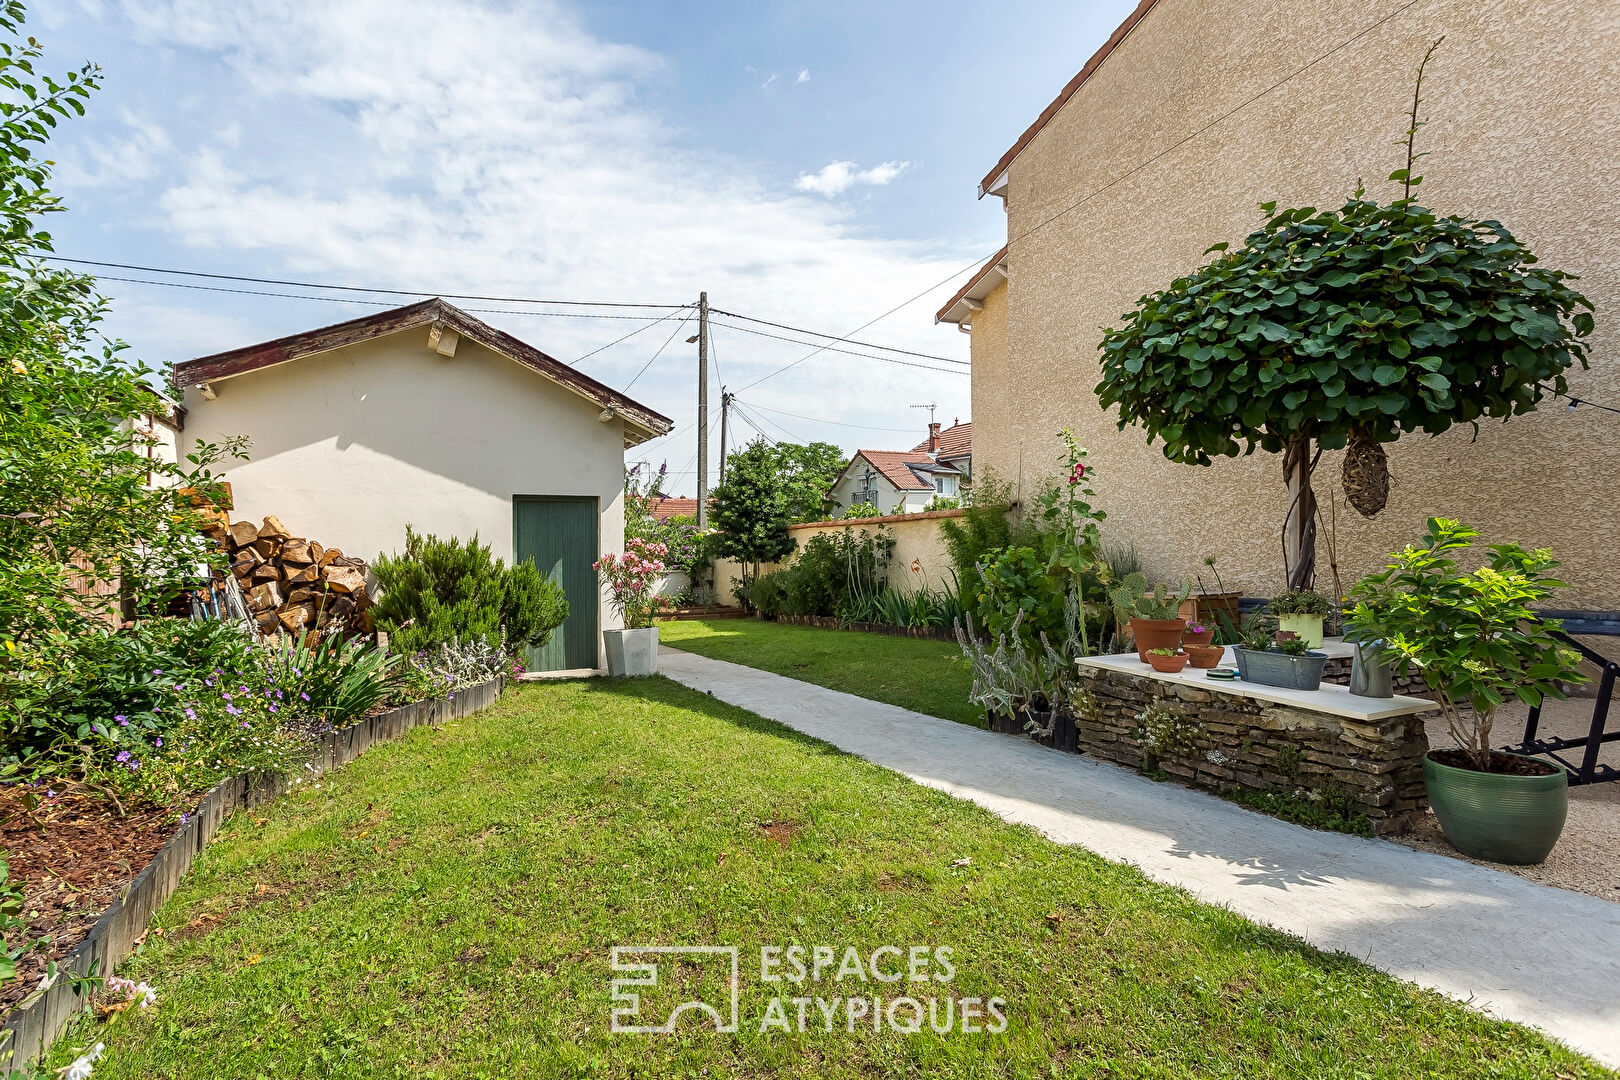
(0, 787), (178, 1009)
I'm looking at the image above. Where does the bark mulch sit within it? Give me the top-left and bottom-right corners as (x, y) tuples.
(0, 787), (177, 1009)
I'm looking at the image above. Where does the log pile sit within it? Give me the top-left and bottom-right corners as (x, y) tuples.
(199, 513), (376, 639)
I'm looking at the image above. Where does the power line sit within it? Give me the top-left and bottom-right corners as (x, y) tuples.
(733, 398), (918, 433)
(734, 259), (985, 392)
(92, 274), (678, 323)
(47, 257), (688, 309)
(735, 400), (806, 443)
(710, 317), (969, 371)
(622, 311), (695, 392)
(710, 308), (968, 364)
(573, 305), (696, 365)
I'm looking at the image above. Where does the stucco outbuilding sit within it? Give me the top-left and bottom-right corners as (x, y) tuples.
(173, 299), (672, 671)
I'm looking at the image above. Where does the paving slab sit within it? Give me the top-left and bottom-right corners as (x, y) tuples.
(659, 646), (1620, 1068)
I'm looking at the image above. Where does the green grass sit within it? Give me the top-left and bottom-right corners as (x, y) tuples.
(49, 680), (1609, 1079)
(659, 617), (982, 727)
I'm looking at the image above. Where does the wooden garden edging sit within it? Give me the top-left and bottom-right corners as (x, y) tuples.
(0, 676), (506, 1070)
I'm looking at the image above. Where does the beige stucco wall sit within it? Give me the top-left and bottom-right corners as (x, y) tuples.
(967, 279), (1012, 493)
(711, 510), (966, 606)
(180, 330), (628, 660)
(978, 0), (1620, 608)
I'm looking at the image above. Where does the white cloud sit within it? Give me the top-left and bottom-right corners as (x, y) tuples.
(796, 67), (810, 83)
(793, 160), (911, 197)
(70, 0), (971, 461)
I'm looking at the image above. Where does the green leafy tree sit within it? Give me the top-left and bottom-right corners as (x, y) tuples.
(771, 441), (847, 523)
(372, 528), (568, 655)
(709, 439), (796, 574)
(1095, 54), (1591, 590)
(1346, 518), (1583, 771)
(0, 5), (235, 660)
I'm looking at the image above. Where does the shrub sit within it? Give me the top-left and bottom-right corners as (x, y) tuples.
(391, 636), (511, 704)
(742, 572), (788, 618)
(372, 527), (568, 655)
(776, 528), (892, 618)
(938, 472), (1013, 583)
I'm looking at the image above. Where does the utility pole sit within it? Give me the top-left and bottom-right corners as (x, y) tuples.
(718, 388), (732, 487)
(696, 291), (710, 529)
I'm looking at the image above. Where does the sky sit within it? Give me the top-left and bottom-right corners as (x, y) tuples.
(39, 0), (1140, 495)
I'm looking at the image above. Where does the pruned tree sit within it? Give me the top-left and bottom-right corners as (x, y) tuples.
(1095, 44), (1592, 589)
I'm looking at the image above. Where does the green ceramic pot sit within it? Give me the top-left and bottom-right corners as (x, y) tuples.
(1424, 750), (1568, 865)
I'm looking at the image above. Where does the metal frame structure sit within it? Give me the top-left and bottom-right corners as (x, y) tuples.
(1503, 629), (1619, 785)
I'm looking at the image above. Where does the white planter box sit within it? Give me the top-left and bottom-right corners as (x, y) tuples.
(603, 627), (659, 677)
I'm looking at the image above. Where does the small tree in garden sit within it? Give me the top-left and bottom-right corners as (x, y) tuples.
(1095, 46), (1592, 590)
(595, 538), (667, 629)
(1345, 518), (1584, 772)
(708, 439), (796, 579)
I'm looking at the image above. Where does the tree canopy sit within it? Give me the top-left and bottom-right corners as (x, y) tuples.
(1095, 191), (1592, 468)
(709, 439), (797, 568)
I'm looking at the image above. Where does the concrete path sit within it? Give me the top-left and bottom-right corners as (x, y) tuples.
(659, 647), (1620, 1068)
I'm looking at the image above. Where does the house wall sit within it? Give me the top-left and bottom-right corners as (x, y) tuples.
(968, 279), (1011, 492)
(180, 331), (628, 659)
(978, 0), (1620, 607)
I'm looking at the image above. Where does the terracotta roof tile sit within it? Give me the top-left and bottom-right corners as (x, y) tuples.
(911, 422), (972, 459)
(648, 497), (698, 521)
(853, 450), (955, 492)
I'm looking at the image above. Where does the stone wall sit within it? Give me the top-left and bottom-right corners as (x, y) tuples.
(1074, 667), (1430, 834)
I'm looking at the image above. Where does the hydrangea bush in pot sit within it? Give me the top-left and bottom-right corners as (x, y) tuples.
(1346, 518), (1584, 864)
(596, 538), (667, 676)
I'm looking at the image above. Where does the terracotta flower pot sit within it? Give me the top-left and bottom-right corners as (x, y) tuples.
(1146, 651), (1189, 674)
(1130, 617), (1187, 662)
(1184, 644), (1224, 669)
(1183, 627), (1215, 647)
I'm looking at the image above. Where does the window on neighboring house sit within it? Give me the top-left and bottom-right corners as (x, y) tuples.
(853, 468), (879, 507)
(935, 475), (956, 495)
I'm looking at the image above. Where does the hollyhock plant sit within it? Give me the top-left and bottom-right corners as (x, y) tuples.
(595, 538), (668, 630)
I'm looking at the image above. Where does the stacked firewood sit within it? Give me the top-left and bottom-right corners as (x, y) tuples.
(201, 514), (376, 639)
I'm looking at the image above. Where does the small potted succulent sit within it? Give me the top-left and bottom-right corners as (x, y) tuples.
(1346, 518), (1585, 864)
(1184, 642), (1224, 669)
(1109, 573), (1190, 662)
(1233, 620), (1328, 690)
(1267, 588), (1333, 648)
(1145, 647), (1189, 674)
(1183, 622), (1214, 647)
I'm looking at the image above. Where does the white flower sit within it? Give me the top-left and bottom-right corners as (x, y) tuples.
(63, 1041), (104, 1080)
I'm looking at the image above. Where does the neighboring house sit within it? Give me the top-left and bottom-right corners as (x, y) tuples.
(647, 496), (698, 522)
(937, 0), (1620, 608)
(912, 420), (972, 487)
(827, 446), (963, 517)
(173, 298), (672, 671)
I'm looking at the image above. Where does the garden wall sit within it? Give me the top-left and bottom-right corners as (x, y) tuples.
(1065, 668), (1430, 834)
(0, 677), (506, 1070)
(713, 509), (965, 606)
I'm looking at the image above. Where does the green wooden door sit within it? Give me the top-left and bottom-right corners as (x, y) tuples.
(514, 496), (599, 671)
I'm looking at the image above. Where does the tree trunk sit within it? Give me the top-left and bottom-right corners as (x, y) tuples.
(1283, 435), (1317, 591)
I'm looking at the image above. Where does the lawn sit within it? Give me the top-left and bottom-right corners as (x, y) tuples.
(48, 680), (1608, 1079)
(658, 617), (982, 726)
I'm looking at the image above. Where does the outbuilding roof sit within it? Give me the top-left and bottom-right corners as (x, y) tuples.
(172, 298), (673, 445)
